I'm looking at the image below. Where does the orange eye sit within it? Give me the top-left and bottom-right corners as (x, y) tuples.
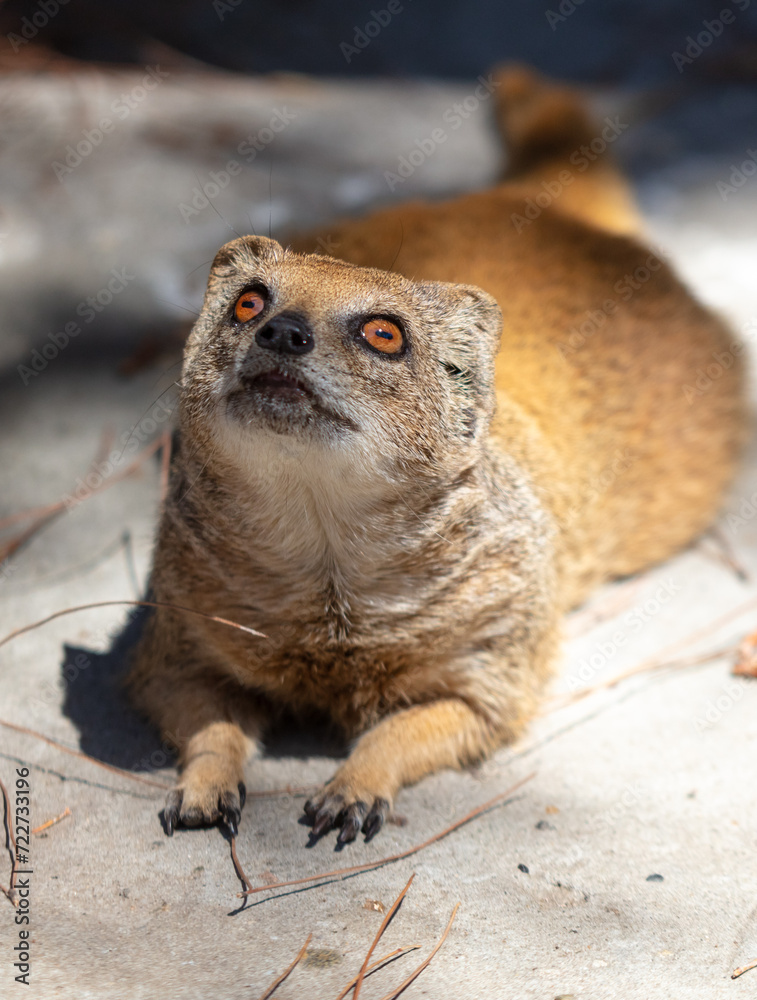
(234, 290), (265, 323)
(360, 317), (404, 355)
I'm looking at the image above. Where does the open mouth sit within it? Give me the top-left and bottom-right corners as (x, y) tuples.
(226, 367), (358, 436)
(242, 369), (313, 399)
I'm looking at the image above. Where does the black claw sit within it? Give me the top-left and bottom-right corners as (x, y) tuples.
(238, 782), (247, 810)
(307, 792), (345, 839)
(303, 799), (318, 821)
(312, 808), (336, 838)
(221, 804), (240, 837)
(219, 789), (242, 836)
(336, 821), (358, 845)
(163, 789), (183, 837)
(363, 797), (389, 841)
(337, 801), (368, 845)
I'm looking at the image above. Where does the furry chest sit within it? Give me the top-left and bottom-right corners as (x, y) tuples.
(246, 639), (424, 734)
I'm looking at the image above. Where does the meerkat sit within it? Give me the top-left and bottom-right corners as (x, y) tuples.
(128, 66), (747, 843)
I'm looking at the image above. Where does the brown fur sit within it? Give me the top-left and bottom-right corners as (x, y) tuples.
(128, 66), (747, 841)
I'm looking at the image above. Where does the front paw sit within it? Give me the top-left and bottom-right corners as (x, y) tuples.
(163, 775), (246, 836)
(304, 779), (391, 845)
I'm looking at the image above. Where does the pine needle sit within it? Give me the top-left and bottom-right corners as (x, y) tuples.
(32, 806), (72, 835)
(0, 777), (17, 906)
(333, 947), (419, 1000)
(0, 718), (170, 790)
(0, 598), (265, 651)
(375, 902), (459, 1000)
(256, 933), (312, 1000)
(732, 958), (757, 979)
(239, 772), (535, 898)
(352, 874), (414, 1000)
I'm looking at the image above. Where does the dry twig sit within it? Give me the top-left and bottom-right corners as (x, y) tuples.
(239, 772), (535, 898)
(0, 598), (265, 651)
(702, 526), (750, 583)
(549, 592), (757, 712)
(547, 644), (735, 713)
(732, 958), (757, 979)
(333, 947), (419, 1000)
(375, 902), (459, 1000)
(1, 718), (312, 804)
(566, 577), (643, 638)
(0, 433), (165, 544)
(0, 719), (312, 801)
(352, 874), (414, 1000)
(32, 806), (72, 835)
(733, 629), (757, 678)
(0, 510), (62, 564)
(229, 835), (252, 893)
(0, 777), (17, 906)
(256, 932), (312, 1000)
(0, 718), (170, 790)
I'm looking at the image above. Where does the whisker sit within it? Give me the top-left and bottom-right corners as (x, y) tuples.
(388, 218), (405, 272)
(154, 296), (200, 319)
(184, 257), (216, 279)
(177, 448), (216, 504)
(151, 361), (183, 390)
(116, 382), (180, 462)
(268, 162), (273, 239)
(194, 170), (242, 238)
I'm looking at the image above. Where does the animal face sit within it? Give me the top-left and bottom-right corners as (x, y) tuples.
(180, 235), (503, 487)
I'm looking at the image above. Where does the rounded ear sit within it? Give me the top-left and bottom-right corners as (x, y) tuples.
(210, 235), (284, 277)
(187, 236), (285, 353)
(414, 281), (503, 409)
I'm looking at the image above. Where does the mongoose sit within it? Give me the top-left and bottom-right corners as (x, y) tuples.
(128, 67), (747, 843)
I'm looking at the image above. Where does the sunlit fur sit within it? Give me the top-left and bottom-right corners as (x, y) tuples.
(128, 66), (747, 838)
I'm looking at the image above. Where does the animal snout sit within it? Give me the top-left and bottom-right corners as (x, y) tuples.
(255, 311), (314, 355)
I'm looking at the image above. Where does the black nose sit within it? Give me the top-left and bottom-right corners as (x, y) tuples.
(255, 311), (314, 355)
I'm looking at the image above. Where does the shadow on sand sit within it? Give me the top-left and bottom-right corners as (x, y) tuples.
(60, 606), (347, 774)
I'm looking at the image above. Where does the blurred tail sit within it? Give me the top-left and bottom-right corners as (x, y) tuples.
(493, 64), (642, 237)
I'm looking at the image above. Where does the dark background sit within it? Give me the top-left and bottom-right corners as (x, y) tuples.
(2, 0), (757, 84)
(0, 0), (755, 373)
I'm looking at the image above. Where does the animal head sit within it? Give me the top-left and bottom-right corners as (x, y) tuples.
(181, 235), (502, 490)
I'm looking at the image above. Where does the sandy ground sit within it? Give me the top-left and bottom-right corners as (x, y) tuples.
(1, 68), (757, 999)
